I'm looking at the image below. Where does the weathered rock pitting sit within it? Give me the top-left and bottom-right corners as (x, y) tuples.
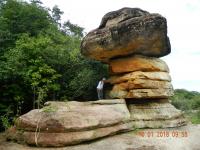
(81, 7), (171, 62)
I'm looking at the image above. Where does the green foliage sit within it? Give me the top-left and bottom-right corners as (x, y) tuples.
(52, 5), (63, 26)
(185, 111), (200, 124)
(67, 61), (108, 100)
(0, 0), (51, 53)
(0, 0), (108, 131)
(63, 21), (84, 37)
(171, 89), (200, 124)
(0, 106), (14, 130)
(0, 115), (11, 130)
(171, 89), (200, 110)
(42, 105), (58, 113)
(190, 111), (200, 124)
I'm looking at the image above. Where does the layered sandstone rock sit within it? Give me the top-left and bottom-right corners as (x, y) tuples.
(127, 100), (187, 128)
(109, 88), (174, 99)
(80, 7), (186, 130)
(110, 79), (173, 90)
(16, 100), (130, 132)
(10, 122), (133, 147)
(109, 55), (169, 74)
(81, 8), (174, 100)
(107, 55), (174, 99)
(81, 8), (171, 62)
(108, 79), (174, 99)
(107, 71), (171, 84)
(10, 99), (133, 147)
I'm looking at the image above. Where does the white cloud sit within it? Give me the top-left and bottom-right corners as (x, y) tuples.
(41, 0), (200, 91)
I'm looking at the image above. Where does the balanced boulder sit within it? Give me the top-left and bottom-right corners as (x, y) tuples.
(81, 7), (186, 130)
(81, 7), (171, 62)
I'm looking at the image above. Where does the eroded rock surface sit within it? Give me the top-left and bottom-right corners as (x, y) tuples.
(109, 88), (174, 99)
(10, 122), (133, 147)
(99, 7), (149, 28)
(81, 8), (171, 62)
(2, 125), (200, 150)
(110, 79), (172, 90)
(127, 99), (187, 128)
(16, 99), (130, 132)
(109, 55), (169, 74)
(10, 99), (133, 147)
(107, 71), (171, 84)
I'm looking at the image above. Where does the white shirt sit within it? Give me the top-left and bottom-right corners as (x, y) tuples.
(97, 81), (104, 90)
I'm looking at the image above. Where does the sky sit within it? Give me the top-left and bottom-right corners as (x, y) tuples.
(41, 0), (200, 91)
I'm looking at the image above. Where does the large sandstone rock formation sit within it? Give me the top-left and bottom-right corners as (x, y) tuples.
(8, 99), (186, 147)
(81, 7), (171, 62)
(81, 8), (174, 100)
(9, 100), (133, 147)
(16, 100), (130, 132)
(7, 8), (187, 148)
(80, 7), (186, 130)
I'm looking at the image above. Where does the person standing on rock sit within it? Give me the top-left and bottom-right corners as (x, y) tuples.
(97, 78), (106, 99)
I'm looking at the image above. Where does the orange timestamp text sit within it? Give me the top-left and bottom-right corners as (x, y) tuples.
(136, 130), (188, 138)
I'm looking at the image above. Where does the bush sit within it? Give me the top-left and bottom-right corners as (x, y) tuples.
(171, 89), (200, 124)
(171, 89), (200, 111)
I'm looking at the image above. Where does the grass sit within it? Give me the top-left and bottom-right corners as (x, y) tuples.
(185, 110), (200, 124)
(42, 105), (58, 113)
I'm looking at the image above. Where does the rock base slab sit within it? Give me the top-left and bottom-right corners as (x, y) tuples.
(9, 99), (133, 147)
(128, 100), (187, 128)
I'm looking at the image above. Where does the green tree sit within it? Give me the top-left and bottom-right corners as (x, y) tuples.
(0, 0), (108, 131)
(30, 0), (42, 5)
(52, 5), (63, 26)
(0, 0), (51, 54)
(171, 89), (200, 110)
(63, 20), (84, 38)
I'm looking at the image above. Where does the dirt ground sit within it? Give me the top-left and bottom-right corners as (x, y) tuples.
(0, 124), (200, 150)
